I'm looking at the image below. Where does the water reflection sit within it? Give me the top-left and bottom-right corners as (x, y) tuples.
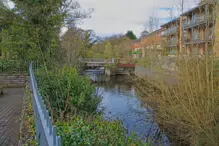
(84, 71), (170, 145)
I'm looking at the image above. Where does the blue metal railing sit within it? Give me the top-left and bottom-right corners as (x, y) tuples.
(29, 62), (62, 146)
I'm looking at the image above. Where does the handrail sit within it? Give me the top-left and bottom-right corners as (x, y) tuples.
(29, 62), (62, 146)
(79, 58), (115, 63)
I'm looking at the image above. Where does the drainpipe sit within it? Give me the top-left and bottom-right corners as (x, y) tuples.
(112, 58), (115, 63)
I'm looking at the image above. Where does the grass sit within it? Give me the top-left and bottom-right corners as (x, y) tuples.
(135, 55), (219, 146)
(19, 85), (38, 146)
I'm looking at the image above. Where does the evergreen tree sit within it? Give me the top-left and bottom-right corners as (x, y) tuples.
(125, 30), (137, 40)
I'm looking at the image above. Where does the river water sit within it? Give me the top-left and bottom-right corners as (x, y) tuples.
(85, 70), (169, 145)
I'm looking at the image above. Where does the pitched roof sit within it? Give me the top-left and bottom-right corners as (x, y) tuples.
(161, 17), (180, 27)
(180, 0), (214, 16)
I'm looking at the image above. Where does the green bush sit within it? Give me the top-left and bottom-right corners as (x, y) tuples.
(36, 66), (149, 145)
(36, 66), (101, 120)
(0, 59), (29, 74)
(56, 115), (149, 146)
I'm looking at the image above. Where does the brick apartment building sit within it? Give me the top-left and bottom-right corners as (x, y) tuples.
(161, 0), (217, 56)
(131, 28), (165, 59)
(140, 28), (165, 55)
(161, 18), (180, 55)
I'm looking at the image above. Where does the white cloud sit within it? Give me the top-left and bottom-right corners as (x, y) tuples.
(77, 0), (197, 37)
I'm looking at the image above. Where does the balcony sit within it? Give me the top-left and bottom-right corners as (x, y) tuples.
(183, 16), (206, 29)
(166, 38), (178, 47)
(163, 26), (178, 36)
(184, 37), (205, 44)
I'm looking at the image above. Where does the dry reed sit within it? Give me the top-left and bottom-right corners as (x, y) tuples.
(136, 55), (219, 146)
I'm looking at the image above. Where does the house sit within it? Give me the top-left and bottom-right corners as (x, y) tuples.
(140, 28), (165, 55)
(131, 40), (143, 59)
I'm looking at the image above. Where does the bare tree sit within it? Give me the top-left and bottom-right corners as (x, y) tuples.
(60, 27), (100, 66)
(144, 16), (159, 33)
(143, 7), (160, 33)
(168, 5), (175, 20)
(174, 0), (197, 15)
(174, 0), (185, 14)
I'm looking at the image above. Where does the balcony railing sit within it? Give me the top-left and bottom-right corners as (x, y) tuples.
(164, 26), (178, 36)
(166, 39), (178, 47)
(183, 16), (206, 29)
(184, 37), (210, 44)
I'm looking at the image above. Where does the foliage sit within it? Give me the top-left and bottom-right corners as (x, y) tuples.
(0, 1), (17, 28)
(56, 115), (149, 146)
(35, 66), (148, 145)
(0, 59), (29, 74)
(0, 22), (40, 61)
(136, 50), (161, 68)
(60, 28), (100, 66)
(11, 0), (74, 53)
(136, 56), (219, 145)
(125, 30), (137, 40)
(92, 35), (133, 59)
(104, 63), (116, 69)
(103, 42), (115, 58)
(92, 52), (105, 58)
(36, 66), (101, 120)
(0, 0), (92, 66)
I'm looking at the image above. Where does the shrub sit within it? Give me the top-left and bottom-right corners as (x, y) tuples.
(36, 66), (149, 145)
(136, 56), (219, 145)
(56, 115), (149, 146)
(0, 59), (29, 74)
(36, 66), (101, 120)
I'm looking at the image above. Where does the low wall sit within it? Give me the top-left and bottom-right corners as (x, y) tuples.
(135, 65), (178, 85)
(0, 75), (28, 87)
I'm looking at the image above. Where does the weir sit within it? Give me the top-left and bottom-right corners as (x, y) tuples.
(79, 58), (136, 75)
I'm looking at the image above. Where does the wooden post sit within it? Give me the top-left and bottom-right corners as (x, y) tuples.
(179, 16), (183, 55)
(205, 4), (209, 56)
(214, 0), (219, 56)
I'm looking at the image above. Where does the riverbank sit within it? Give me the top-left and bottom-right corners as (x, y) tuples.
(134, 58), (219, 146)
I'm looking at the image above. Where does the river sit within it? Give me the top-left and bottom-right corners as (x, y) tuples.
(85, 70), (170, 145)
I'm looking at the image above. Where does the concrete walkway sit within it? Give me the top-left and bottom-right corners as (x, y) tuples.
(0, 88), (24, 146)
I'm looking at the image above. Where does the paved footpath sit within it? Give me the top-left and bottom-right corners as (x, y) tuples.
(0, 88), (24, 146)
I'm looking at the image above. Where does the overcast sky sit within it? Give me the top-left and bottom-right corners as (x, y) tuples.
(6, 0), (197, 38)
(76, 0), (197, 38)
